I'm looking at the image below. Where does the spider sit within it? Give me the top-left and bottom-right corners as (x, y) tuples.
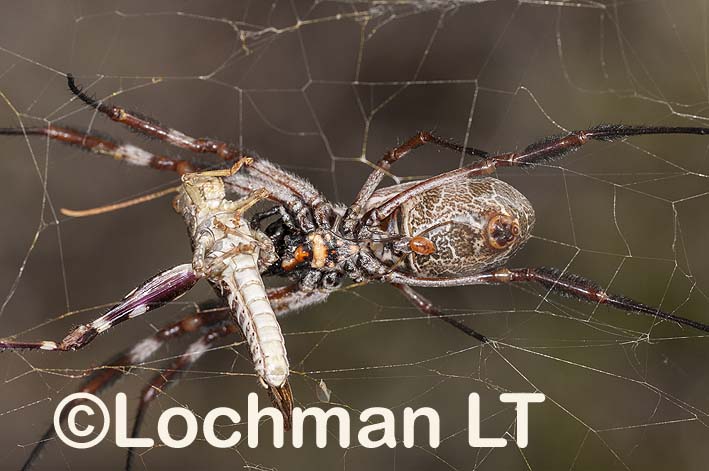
(2, 75), (709, 470)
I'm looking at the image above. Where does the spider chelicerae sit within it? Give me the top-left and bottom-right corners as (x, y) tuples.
(2, 75), (709, 469)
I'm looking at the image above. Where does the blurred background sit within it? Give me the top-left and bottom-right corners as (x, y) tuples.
(1, 0), (709, 469)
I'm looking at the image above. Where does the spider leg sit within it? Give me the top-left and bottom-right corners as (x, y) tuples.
(20, 303), (230, 471)
(0, 124), (297, 213)
(394, 283), (488, 343)
(66, 75), (242, 160)
(0, 125), (197, 174)
(343, 131), (488, 234)
(126, 320), (238, 471)
(4, 76), (334, 229)
(227, 172), (318, 231)
(267, 283), (331, 316)
(125, 284), (334, 464)
(0, 264), (199, 352)
(67, 75), (334, 227)
(497, 267), (709, 333)
(128, 283), (331, 459)
(251, 205), (296, 232)
(0, 124), (314, 219)
(363, 124), (709, 226)
(126, 284), (329, 470)
(21, 282), (318, 469)
(382, 267), (709, 334)
(243, 159), (334, 229)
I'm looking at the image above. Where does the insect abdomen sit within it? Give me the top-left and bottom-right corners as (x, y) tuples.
(225, 252), (289, 388)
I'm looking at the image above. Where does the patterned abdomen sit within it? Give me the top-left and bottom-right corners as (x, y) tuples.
(400, 177), (535, 277)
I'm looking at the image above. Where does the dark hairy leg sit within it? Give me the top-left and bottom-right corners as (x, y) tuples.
(342, 131), (489, 235)
(383, 267), (709, 334)
(394, 283), (488, 343)
(0, 124), (323, 224)
(363, 124), (709, 227)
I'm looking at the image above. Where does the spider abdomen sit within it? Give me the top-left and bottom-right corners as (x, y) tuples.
(399, 177), (535, 277)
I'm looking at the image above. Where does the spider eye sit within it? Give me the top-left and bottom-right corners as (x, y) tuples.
(485, 213), (519, 250)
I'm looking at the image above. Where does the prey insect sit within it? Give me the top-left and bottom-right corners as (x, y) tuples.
(1, 154), (293, 469)
(3, 74), (709, 470)
(0, 156), (291, 400)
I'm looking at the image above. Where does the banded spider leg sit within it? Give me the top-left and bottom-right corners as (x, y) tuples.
(0, 264), (199, 352)
(19, 286), (329, 471)
(22, 303), (231, 471)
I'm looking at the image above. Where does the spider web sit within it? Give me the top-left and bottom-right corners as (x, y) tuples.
(1, 1), (708, 469)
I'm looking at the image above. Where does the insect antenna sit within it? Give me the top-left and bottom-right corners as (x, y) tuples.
(60, 186), (179, 218)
